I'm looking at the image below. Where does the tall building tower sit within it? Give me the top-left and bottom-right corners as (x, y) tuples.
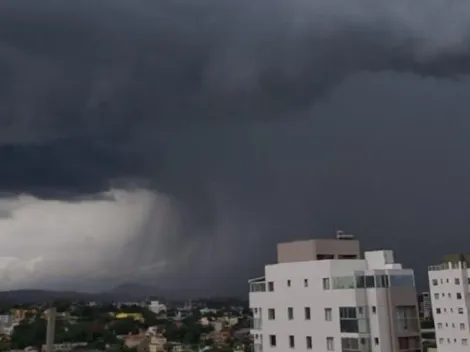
(418, 292), (432, 320)
(428, 254), (470, 352)
(45, 307), (56, 352)
(249, 232), (420, 352)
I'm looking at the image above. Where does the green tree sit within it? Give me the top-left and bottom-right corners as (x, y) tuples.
(110, 318), (139, 335)
(10, 318), (46, 349)
(53, 300), (71, 313)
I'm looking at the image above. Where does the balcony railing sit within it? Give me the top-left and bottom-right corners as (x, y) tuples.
(250, 282), (266, 292)
(251, 318), (262, 330)
(428, 262), (468, 271)
(254, 344), (263, 352)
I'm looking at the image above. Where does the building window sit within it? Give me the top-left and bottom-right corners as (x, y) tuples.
(333, 276), (355, 289)
(268, 308), (275, 320)
(288, 307), (294, 320)
(372, 306), (376, 314)
(304, 278), (309, 287)
(434, 293), (439, 299)
(437, 323), (442, 329)
(461, 323), (465, 330)
(269, 335), (276, 347)
(432, 279), (438, 286)
(341, 337), (359, 352)
(323, 278), (331, 290)
(325, 308), (332, 321)
(365, 275), (375, 288)
(436, 308), (441, 314)
(305, 307), (311, 320)
(374, 338), (379, 345)
(306, 336), (312, 349)
(455, 278), (461, 285)
(287, 280), (291, 287)
(398, 337), (420, 350)
(356, 275), (377, 288)
(268, 281), (274, 291)
(326, 337), (334, 351)
(463, 339), (468, 346)
(439, 338), (444, 344)
(448, 293), (451, 298)
(339, 307), (359, 333)
(396, 306), (419, 332)
(457, 292), (462, 300)
(289, 335), (295, 348)
(375, 275), (389, 288)
(459, 308), (464, 314)
(389, 275), (415, 287)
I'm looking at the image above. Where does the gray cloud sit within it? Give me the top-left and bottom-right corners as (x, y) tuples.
(0, 0), (470, 293)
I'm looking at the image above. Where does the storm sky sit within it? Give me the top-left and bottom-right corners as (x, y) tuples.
(0, 0), (470, 294)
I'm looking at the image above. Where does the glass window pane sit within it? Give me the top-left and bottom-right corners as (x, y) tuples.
(356, 276), (365, 288)
(365, 276), (375, 288)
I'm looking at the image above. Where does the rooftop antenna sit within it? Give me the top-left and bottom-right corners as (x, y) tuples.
(336, 230), (354, 240)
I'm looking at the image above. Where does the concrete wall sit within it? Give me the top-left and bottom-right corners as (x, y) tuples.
(277, 239), (360, 263)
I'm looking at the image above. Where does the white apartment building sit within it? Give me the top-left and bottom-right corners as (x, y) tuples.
(428, 254), (470, 352)
(249, 233), (421, 352)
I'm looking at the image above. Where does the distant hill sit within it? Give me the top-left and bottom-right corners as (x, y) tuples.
(0, 289), (95, 305)
(106, 282), (165, 300)
(0, 283), (167, 305)
(0, 283), (243, 305)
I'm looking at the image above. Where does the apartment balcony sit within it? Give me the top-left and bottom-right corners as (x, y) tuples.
(249, 277), (266, 292)
(253, 343), (263, 352)
(251, 318), (262, 330)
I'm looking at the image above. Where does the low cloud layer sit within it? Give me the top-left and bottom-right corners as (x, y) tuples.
(0, 189), (168, 290)
(0, 0), (470, 292)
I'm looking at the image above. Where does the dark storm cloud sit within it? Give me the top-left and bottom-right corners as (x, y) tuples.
(1, 0), (470, 292)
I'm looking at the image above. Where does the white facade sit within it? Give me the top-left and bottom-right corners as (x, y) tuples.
(149, 300), (167, 314)
(249, 243), (420, 352)
(0, 314), (11, 324)
(428, 261), (470, 352)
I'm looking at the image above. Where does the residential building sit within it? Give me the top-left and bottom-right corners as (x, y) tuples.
(249, 232), (421, 352)
(124, 333), (148, 350)
(10, 308), (37, 322)
(418, 292), (432, 320)
(0, 315), (11, 325)
(428, 254), (470, 352)
(148, 300), (167, 315)
(148, 333), (167, 352)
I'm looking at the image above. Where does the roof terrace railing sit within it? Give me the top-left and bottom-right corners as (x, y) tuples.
(428, 261), (468, 271)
